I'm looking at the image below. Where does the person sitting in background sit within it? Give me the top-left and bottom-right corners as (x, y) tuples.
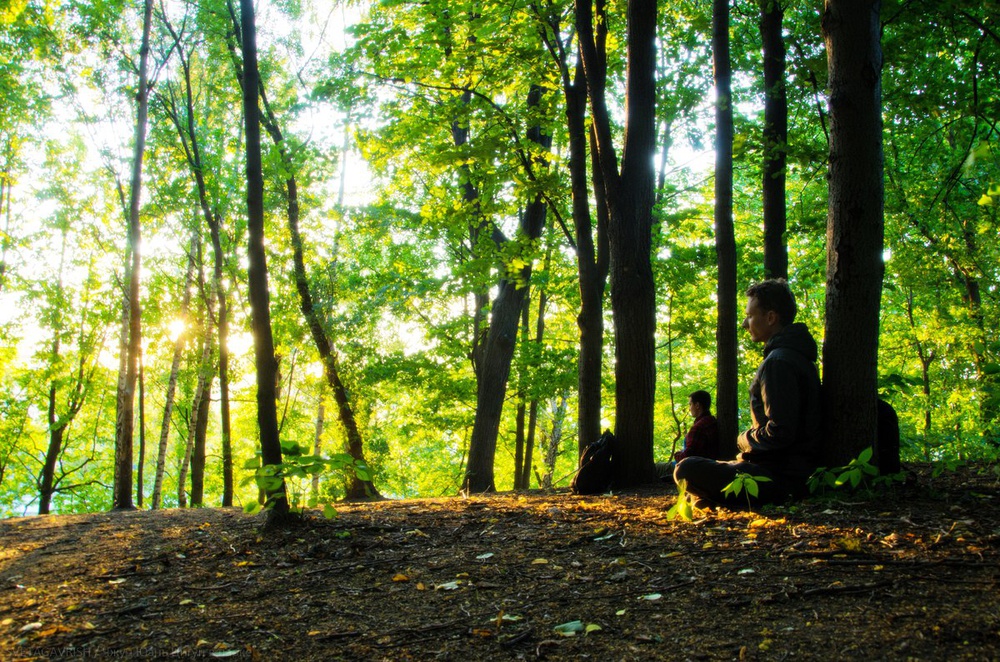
(656, 390), (720, 481)
(675, 390), (720, 462)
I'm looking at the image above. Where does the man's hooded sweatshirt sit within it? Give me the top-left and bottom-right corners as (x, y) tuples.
(737, 322), (823, 485)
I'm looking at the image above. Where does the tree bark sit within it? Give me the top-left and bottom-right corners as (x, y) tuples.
(577, 0), (658, 486)
(263, 102), (381, 501)
(157, 18), (237, 507)
(238, 0), (288, 516)
(821, 0), (885, 466)
(181, 314), (214, 506)
(714, 0), (740, 460)
(113, 0), (154, 512)
(151, 231), (198, 509)
(761, 0), (789, 280)
(463, 85), (551, 493)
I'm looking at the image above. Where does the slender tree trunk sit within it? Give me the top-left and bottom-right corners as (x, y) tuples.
(761, 0), (789, 280)
(714, 0), (740, 460)
(520, 245), (551, 489)
(177, 408), (193, 508)
(39, 231), (71, 515)
(136, 348), (146, 507)
(541, 394), (568, 488)
(182, 317), (213, 506)
(39, 388), (66, 515)
(238, 0), (288, 517)
(113, 0), (154, 512)
(189, 372), (213, 507)
(158, 27), (236, 507)
(312, 400), (324, 498)
(151, 232), (198, 509)
(463, 85), (551, 493)
(255, 88), (381, 501)
(821, 0), (885, 466)
(578, 0), (658, 486)
(559, 35), (609, 457)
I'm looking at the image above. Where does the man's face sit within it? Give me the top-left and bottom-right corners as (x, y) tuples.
(742, 296), (779, 343)
(688, 399), (699, 418)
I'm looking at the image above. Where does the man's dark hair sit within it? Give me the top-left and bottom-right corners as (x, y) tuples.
(746, 278), (797, 326)
(689, 390), (711, 412)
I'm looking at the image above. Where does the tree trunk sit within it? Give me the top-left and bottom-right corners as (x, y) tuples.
(714, 0), (740, 460)
(255, 87), (382, 501)
(463, 85), (551, 494)
(577, 0), (658, 486)
(177, 407), (193, 508)
(158, 26), (236, 507)
(541, 394), (568, 488)
(189, 370), (214, 507)
(238, 0), (288, 517)
(136, 347), (146, 507)
(312, 400), (324, 499)
(760, 0), (789, 280)
(520, 245), (551, 489)
(821, 0), (885, 466)
(151, 232), (197, 509)
(563, 41), (609, 456)
(39, 386), (66, 515)
(182, 319), (213, 506)
(113, 0), (154, 512)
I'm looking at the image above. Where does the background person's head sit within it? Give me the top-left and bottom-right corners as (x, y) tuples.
(742, 278), (796, 343)
(688, 390), (711, 417)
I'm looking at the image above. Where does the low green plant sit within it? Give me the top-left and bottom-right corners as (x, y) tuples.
(808, 447), (905, 496)
(722, 471), (772, 510)
(666, 479), (696, 521)
(241, 440), (372, 518)
(931, 457), (966, 478)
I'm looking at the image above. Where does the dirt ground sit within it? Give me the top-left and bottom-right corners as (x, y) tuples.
(1, 463), (999, 661)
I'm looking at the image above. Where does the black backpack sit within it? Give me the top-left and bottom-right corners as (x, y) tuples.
(572, 430), (615, 494)
(876, 398), (901, 474)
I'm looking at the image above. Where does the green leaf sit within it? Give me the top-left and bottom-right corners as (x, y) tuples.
(553, 620), (584, 636)
(244, 501), (262, 515)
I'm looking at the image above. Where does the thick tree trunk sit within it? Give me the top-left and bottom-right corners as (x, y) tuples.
(113, 0), (154, 512)
(714, 0), (740, 460)
(540, 20), (608, 455)
(577, 0), (658, 487)
(761, 0), (789, 280)
(238, 0), (288, 518)
(821, 0), (885, 466)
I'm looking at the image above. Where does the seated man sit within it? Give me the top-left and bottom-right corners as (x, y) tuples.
(656, 390), (720, 481)
(674, 279), (822, 508)
(675, 390), (720, 462)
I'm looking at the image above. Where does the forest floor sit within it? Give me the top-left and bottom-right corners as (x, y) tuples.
(1, 463), (999, 661)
